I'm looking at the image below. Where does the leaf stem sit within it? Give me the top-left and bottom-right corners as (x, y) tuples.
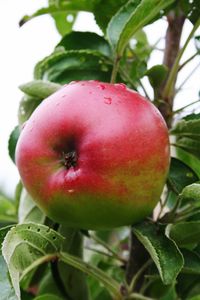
(128, 259), (152, 293)
(127, 293), (155, 300)
(20, 253), (58, 282)
(111, 56), (121, 83)
(163, 18), (200, 99)
(60, 252), (122, 299)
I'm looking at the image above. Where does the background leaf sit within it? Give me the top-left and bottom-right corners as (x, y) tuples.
(18, 189), (45, 224)
(34, 49), (112, 84)
(2, 223), (64, 300)
(8, 126), (20, 164)
(166, 221), (200, 247)
(133, 222), (183, 284)
(107, 0), (175, 56)
(56, 31), (111, 57)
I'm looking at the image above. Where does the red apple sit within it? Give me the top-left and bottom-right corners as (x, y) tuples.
(16, 80), (170, 229)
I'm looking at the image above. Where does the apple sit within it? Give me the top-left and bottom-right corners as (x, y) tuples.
(16, 80), (170, 229)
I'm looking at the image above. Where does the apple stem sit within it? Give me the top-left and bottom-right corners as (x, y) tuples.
(63, 150), (77, 169)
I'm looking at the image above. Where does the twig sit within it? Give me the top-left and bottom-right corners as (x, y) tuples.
(163, 18), (200, 99)
(179, 51), (199, 71)
(172, 99), (200, 115)
(176, 61), (200, 93)
(90, 234), (126, 264)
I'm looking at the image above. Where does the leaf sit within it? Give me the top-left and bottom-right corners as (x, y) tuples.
(93, 0), (127, 32)
(8, 126), (20, 163)
(2, 223), (64, 300)
(133, 222), (183, 284)
(171, 113), (200, 137)
(56, 31), (111, 57)
(171, 146), (200, 179)
(52, 12), (76, 36)
(34, 49), (112, 84)
(175, 137), (200, 159)
(60, 251), (121, 299)
(49, 0), (77, 36)
(0, 256), (17, 300)
(180, 0), (200, 24)
(18, 95), (42, 125)
(0, 225), (13, 251)
(107, 0), (175, 56)
(180, 183), (200, 208)
(57, 226), (89, 300)
(145, 64), (168, 89)
(182, 249), (200, 275)
(0, 194), (17, 223)
(34, 294), (63, 300)
(166, 221), (200, 247)
(19, 80), (61, 99)
(168, 158), (198, 194)
(188, 296), (200, 300)
(18, 189), (45, 224)
(19, 1), (95, 26)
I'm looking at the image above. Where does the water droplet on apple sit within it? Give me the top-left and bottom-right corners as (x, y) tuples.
(115, 83), (126, 90)
(97, 84), (106, 90)
(68, 189), (75, 193)
(104, 97), (112, 105)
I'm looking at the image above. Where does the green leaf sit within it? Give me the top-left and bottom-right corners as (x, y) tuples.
(145, 64), (168, 89)
(57, 31), (111, 57)
(18, 95), (42, 125)
(52, 12), (76, 36)
(19, 1), (95, 26)
(34, 49), (112, 84)
(60, 252), (121, 299)
(93, 0), (127, 32)
(0, 195), (17, 223)
(2, 223), (64, 300)
(18, 189), (45, 224)
(34, 294), (63, 300)
(166, 221), (200, 247)
(171, 113), (200, 137)
(8, 126), (20, 163)
(0, 256), (17, 300)
(57, 226), (89, 300)
(180, 0), (200, 24)
(188, 296), (200, 300)
(180, 183), (200, 208)
(182, 249), (200, 275)
(175, 137), (200, 159)
(49, 0), (77, 36)
(107, 0), (175, 56)
(133, 222), (183, 284)
(168, 158), (198, 194)
(171, 146), (200, 179)
(19, 80), (61, 99)
(0, 225), (13, 251)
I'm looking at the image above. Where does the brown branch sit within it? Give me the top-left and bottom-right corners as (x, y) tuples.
(158, 11), (185, 127)
(126, 229), (149, 292)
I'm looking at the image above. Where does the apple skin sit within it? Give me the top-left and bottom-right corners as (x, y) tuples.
(16, 80), (170, 230)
